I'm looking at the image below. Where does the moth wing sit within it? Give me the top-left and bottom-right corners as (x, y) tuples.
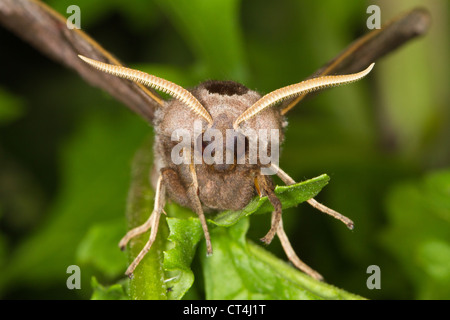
(0, 0), (163, 123)
(281, 7), (430, 115)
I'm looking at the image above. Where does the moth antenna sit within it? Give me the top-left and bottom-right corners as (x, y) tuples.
(78, 55), (213, 124)
(233, 63), (375, 129)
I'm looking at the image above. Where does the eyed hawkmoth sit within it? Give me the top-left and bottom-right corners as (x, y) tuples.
(0, 0), (431, 283)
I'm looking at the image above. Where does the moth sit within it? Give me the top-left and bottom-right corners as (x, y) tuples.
(0, 0), (430, 280)
(78, 55), (373, 280)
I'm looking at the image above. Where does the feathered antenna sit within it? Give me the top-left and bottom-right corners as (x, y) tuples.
(78, 55), (213, 125)
(233, 63), (375, 129)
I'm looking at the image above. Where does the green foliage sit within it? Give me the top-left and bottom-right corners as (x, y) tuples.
(382, 170), (450, 299)
(123, 139), (168, 300)
(0, 0), (447, 300)
(154, 0), (248, 81)
(76, 220), (128, 279)
(0, 87), (24, 125)
(202, 218), (362, 300)
(91, 277), (128, 300)
(164, 217), (204, 300)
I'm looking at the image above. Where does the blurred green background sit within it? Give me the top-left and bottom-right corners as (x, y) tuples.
(0, 0), (448, 299)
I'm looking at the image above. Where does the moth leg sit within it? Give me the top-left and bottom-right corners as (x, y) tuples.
(306, 198), (354, 229)
(162, 161), (213, 255)
(257, 174), (282, 245)
(273, 164), (354, 229)
(274, 211), (323, 281)
(118, 213), (155, 251)
(187, 162), (213, 255)
(160, 167), (191, 208)
(257, 172), (324, 280)
(119, 174), (166, 277)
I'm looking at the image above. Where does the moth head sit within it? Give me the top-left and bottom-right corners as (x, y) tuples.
(189, 80), (284, 172)
(157, 80), (284, 173)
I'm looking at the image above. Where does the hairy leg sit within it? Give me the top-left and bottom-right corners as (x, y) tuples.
(263, 164), (354, 280)
(257, 174), (282, 245)
(273, 164), (354, 229)
(163, 163), (212, 255)
(119, 174), (166, 277)
(187, 163), (212, 255)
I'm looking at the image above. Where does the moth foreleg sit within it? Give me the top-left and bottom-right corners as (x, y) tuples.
(306, 198), (354, 230)
(273, 164), (354, 229)
(186, 163), (213, 255)
(119, 173), (166, 277)
(160, 167), (191, 208)
(257, 174), (282, 245)
(274, 211), (323, 281)
(162, 162), (213, 256)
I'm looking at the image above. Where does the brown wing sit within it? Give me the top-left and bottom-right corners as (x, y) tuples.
(0, 0), (163, 123)
(281, 7), (431, 115)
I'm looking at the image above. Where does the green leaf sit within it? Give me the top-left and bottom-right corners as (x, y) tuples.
(91, 277), (129, 300)
(0, 111), (147, 295)
(417, 240), (450, 282)
(201, 217), (363, 300)
(163, 217), (203, 300)
(381, 169), (450, 299)
(124, 140), (168, 300)
(76, 220), (128, 279)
